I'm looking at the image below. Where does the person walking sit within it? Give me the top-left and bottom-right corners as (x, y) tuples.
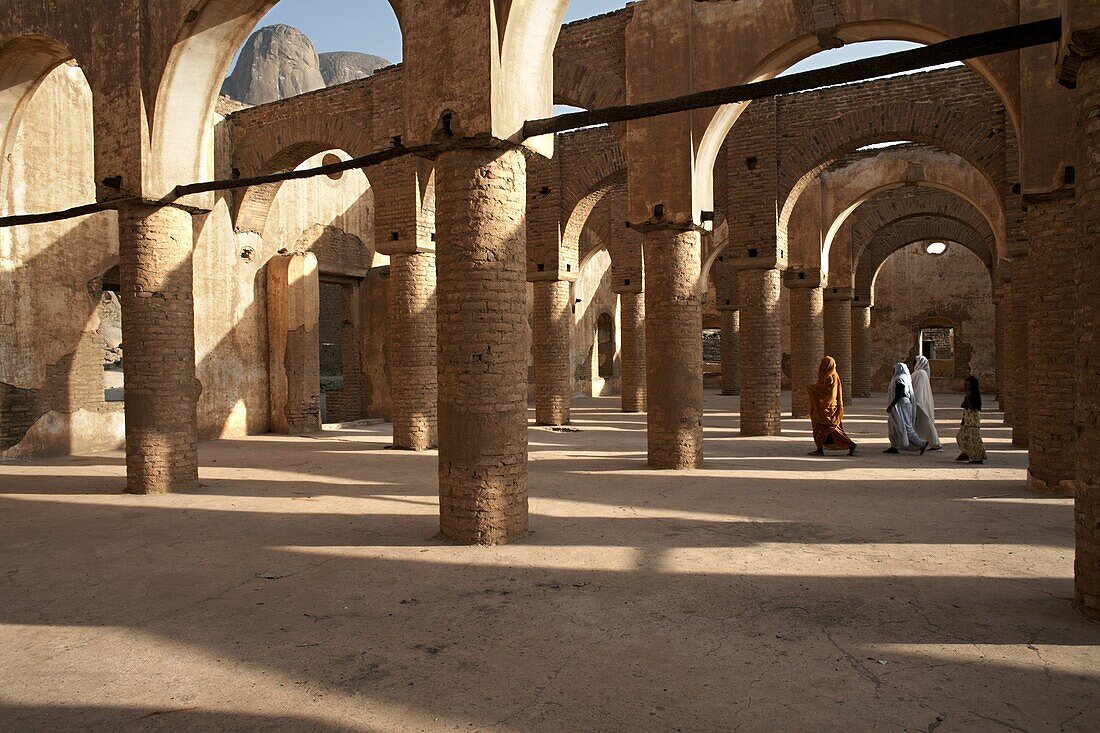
(955, 375), (987, 464)
(885, 362), (928, 455)
(911, 355), (943, 450)
(808, 356), (857, 456)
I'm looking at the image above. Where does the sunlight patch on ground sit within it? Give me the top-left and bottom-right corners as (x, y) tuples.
(277, 545), (645, 573)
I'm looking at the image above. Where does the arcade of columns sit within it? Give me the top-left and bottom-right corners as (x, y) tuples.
(0, 0), (1098, 620)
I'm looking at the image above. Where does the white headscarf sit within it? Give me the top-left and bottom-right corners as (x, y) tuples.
(888, 362), (914, 406)
(911, 355), (936, 414)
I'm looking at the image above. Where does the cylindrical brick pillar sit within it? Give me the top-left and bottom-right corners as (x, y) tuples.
(1005, 257), (1030, 447)
(435, 146), (528, 544)
(1000, 279), (1016, 426)
(851, 304), (872, 398)
(738, 267), (783, 436)
(1074, 56), (1100, 620)
(118, 204), (199, 494)
(787, 283), (823, 419)
(619, 290), (646, 413)
(1026, 198), (1077, 496)
(993, 290), (1006, 406)
(389, 251), (438, 451)
(825, 294), (853, 403)
(643, 227), (703, 469)
(720, 309), (740, 396)
(533, 280), (572, 426)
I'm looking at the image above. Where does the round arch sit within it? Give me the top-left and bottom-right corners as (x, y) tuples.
(848, 188), (997, 266)
(859, 217), (995, 306)
(236, 146), (369, 238)
(0, 35), (81, 197)
(782, 144), (1006, 277)
(147, 0), (402, 199)
(563, 168), (627, 265)
(693, 18), (1018, 223)
(821, 179), (1001, 279)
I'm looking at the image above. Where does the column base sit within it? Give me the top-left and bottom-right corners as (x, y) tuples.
(1027, 472), (1075, 497)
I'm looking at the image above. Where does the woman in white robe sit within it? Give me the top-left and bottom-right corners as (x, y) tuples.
(911, 355), (942, 450)
(885, 362), (928, 454)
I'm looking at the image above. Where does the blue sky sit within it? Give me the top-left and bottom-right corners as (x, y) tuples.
(253, 0), (632, 63)
(249, 1), (930, 78)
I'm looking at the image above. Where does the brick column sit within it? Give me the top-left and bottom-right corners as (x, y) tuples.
(267, 252), (321, 434)
(118, 204), (199, 494)
(992, 285), (1007, 406)
(619, 290), (647, 412)
(784, 271), (823, 419)
(738, 267), (783, 436)
(999, 272), (1016, 426)
(1026, 197), (1077, 495)
(825, 288), (854, 403)
(435, 146), (528, 544)
(642, 226), (703, 469)
(1073, 53), (1100, 620)
(851, 304), (872, 397)
(720, 309), (740, 395)
(533, 280), (572, 425)
(389, 252), (438, 450)
(1005, 255), (1030, 447)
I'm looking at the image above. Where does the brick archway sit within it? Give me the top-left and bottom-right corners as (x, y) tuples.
(0, 36), (83, 197)
(778, 98), (1006, 253)
(849, 188), (996, 268)
(856, 216), (995, 305)
(229, 104), (374, 234)
(687, 2), (1021, 222)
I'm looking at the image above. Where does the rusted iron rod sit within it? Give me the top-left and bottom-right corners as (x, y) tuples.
(522, 18), (1062, 138)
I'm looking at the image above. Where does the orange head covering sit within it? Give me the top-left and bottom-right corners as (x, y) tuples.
(817, 356), (838, 384)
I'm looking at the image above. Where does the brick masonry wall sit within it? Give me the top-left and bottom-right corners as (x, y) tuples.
(325, 283), (365, 424)
(1026, 196), (1077, 496)
(870, 243), (995, 393)
(1074, 56), (1100, 621)
(436, 147), (529, 545)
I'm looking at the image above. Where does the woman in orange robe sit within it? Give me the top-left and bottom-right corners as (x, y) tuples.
(808, 356), (857, 456)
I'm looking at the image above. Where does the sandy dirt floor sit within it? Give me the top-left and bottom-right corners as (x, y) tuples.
(2, 392), (1098, 732)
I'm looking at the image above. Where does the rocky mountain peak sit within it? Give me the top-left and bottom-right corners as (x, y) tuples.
(222, 26), (394, 106)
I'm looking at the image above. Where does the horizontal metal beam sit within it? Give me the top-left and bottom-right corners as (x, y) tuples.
(523, 17), (1062, 138)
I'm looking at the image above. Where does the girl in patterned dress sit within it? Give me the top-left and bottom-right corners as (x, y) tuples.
(955, 376), (987, 464)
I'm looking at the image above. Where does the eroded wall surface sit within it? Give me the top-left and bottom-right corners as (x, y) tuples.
(573, 249), (619, 397)
(871, 243), (995, 392)
(0, 63), (122, 458)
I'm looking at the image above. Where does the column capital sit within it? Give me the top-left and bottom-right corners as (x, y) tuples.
(782, 267), (825, 289)
(627, 219), (701, 235)
(612, 281), (644, 295)
(728, 254), (788, 271)
(824, 286), (854, 302)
